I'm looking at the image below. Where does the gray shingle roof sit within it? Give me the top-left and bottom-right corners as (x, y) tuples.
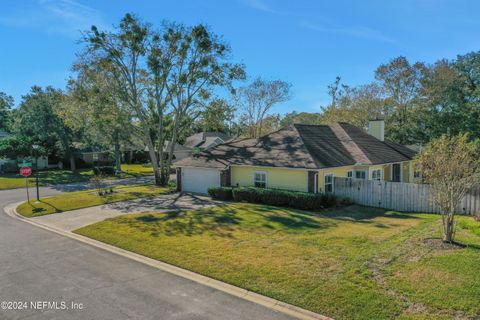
(174, 123), (416, 169)
(184, 132), (232, 149)
(164, 141), (192, 152)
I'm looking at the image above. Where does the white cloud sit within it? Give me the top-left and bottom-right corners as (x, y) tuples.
(300, 21), (398, 44)
(242, 0), (276, 13)
(0, 0), (107, 38)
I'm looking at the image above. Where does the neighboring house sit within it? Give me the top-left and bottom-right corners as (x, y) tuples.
(184, 132), (232, 152)
(0, 156), (49, 173)
(163, 141), (192, 161)
(174, 120), (419, 194)
(74, 149), (111, 166)
(121, 132), (232, 164)
(0, 132), (51, 172)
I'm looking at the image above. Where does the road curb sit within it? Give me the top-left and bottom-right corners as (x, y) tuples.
(5, 202), (333, 320)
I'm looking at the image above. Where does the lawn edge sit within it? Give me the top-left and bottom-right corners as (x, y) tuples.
(5, 202), (332, 320)
(16, 184), (173, 218)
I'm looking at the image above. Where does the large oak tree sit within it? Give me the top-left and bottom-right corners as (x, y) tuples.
(81, 14), (244, 185)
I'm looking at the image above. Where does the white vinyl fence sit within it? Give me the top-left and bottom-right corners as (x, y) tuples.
(334, 177), (480, 215)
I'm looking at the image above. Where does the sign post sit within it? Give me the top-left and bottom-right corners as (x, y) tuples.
(20, 166), (32, 203)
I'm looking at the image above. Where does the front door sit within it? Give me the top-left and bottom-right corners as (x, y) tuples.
(392, 163), (401, 182)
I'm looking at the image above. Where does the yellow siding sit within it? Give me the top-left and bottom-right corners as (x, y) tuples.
(231, 166), (308, 192)
(231, 161), (416, 194)
(403, 162), (410, 183)
(384, 165), (391, 181)
(318, 167), (353, 193)
(408, 161), (413, 183)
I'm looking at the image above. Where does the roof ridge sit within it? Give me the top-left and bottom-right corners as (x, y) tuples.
(293, 123), (329, 127)
(291, 125), (323, 169)
(330, 123), (372, 165)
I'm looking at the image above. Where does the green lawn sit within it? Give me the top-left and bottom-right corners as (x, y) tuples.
(0, 169), (93, 190)
(118, 163), (155, 178)
(75, 204), (480, 320)
(0, 163), (156, 190)
(17, 184), (171, 218)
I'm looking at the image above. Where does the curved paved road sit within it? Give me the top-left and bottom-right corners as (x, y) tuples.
(0, 187), (294, 320)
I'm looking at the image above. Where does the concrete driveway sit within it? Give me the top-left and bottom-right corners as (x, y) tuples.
(0, 187), (295, 320)
(31, 193), (218, 232)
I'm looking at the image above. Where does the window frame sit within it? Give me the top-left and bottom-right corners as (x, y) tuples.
(347, 170), (353, 178)
(324, 173), (334, 193)
(253, 171), (267, 188)
(371, 168), (382, 180)
(413, 170), (421, 179)
(354, 170), (367, 180)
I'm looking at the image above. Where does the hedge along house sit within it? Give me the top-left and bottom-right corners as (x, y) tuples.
(174, 120), (418, 195)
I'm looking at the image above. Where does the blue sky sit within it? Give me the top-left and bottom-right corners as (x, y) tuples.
(1, 0), (479, 114)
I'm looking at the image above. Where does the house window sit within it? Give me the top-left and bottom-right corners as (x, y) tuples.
(254, 171), (267, 188)
(392, 163), (402, 182)
(355, 170), (367, 180)
(372, 169), (382, 180)
(347, 171), (353, 178)
(324, 173), (334, 193)
(414, 170), (421, 179)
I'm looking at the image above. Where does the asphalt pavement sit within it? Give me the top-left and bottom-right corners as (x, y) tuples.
(0, 186), (295, 320)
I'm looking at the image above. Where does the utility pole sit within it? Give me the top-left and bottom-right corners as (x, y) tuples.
(36, 156), (39, 201)
(32, 144), (40, 201)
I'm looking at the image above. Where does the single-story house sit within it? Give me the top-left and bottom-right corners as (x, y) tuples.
(174, 120), (419, 194)
(0, 156), (50, 173)
(74, 149), (111, 166)
(163, 141), (192, 161)
(183, 132), (233, 152)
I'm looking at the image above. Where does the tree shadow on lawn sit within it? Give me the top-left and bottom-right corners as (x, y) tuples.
(265, 213), (331, 230)
(105, 192), (209, 213)
(25, 199), (62, 216)
(320, 205), (420, 224)
(124, 205), (242, 238)
(222, 205), (336, 232)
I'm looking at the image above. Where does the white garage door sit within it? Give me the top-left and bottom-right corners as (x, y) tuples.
(182, 167), (221, 194)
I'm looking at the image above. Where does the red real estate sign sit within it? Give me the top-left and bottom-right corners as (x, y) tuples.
(20, 166), (32, 177)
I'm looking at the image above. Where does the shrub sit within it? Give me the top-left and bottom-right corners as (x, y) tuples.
(93, 166), (115, 176)
(168, 180), (177, 190)
(232, 187), (337, 211)
(208, 187), (233, 201)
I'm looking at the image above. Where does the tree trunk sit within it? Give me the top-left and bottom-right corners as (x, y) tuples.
(69, 153), (76, 172)
(65, 147), (76, 172)
(143, 129), (161, 186)
(114, 141), (122, 174)
(113, 130), (122, 174)
(164, 109), (182, 186)
(157, 106), (168, 186)
(442, 213), (455, 243)
(60, 135), (76, 172)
